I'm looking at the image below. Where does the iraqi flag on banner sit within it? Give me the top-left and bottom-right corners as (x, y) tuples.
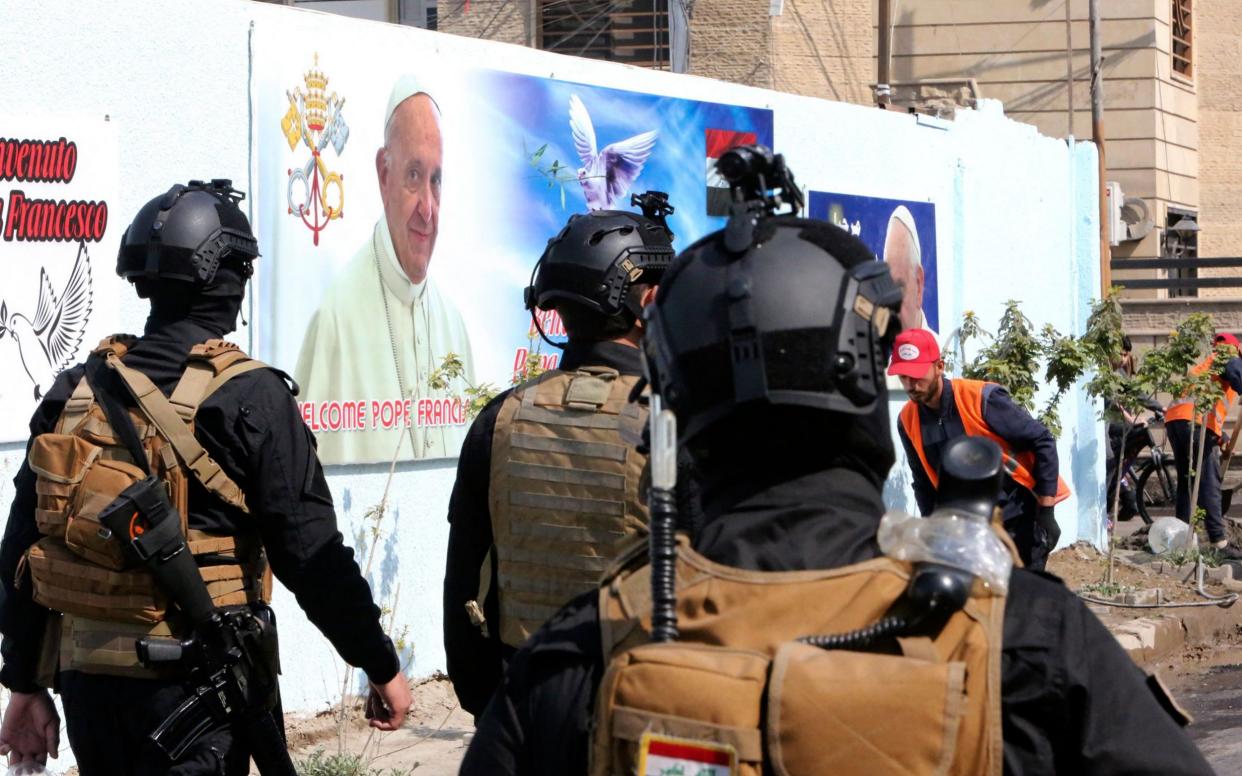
(706, 128), (758, 216)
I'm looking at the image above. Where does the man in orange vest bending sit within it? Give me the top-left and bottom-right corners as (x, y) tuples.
(890, 329), (1071, 570)
(1165, 332), (1242, 557)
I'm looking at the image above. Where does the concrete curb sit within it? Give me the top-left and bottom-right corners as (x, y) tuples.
(1095, 602), (1240, 666)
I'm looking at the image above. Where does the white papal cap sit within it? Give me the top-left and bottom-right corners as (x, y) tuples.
(886, 205), (922, 267)
(385, 73), (441, 128)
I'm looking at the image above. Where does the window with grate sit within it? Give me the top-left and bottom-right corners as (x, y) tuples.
(397, 0), (436, 29)
(540, 0), (671, 70)
(1172, 0), (1193, 79)
(1165, 209), (1199, 299)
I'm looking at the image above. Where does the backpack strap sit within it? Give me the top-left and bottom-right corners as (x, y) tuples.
(105, 351), (249, 513)
(56, 336), (141, 433)
(168, 340), (268, 421)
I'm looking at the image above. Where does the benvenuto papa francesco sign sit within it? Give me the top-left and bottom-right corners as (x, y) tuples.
(0, 117), (120, 442)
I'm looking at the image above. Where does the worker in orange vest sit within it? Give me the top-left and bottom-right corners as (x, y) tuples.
(1165, 332), (1242, 557)
(889, 329), (1071, 570)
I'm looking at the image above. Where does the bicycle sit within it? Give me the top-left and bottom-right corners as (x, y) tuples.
(1107, 407), (1178, 525)
(1132, 409), (1179, 524)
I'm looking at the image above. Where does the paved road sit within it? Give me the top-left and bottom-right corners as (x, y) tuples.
(1176, 662), (1242, 774)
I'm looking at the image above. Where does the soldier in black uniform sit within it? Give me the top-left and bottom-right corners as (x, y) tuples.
(443, 195), (675, 719)
(461, 148), (1212, 775)
(0, 181), (410, 774)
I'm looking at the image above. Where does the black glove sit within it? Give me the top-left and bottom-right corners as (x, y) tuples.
(1036, 505), (1061, 549)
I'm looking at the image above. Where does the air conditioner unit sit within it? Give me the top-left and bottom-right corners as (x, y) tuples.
(1105, 181), (1155, 244)
(1121, 195), (1154, 242)
(1106, 181), (1124, 246)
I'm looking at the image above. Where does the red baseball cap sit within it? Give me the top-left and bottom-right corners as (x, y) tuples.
(1215, 332), (1241, 350)
(887, 329), (942, 379)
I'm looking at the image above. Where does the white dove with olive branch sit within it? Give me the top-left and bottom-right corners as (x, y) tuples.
(568, 93), (658, 211)
(1, 241), (94, 400)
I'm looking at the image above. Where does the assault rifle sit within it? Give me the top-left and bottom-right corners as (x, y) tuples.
(99, 476), (293, 775)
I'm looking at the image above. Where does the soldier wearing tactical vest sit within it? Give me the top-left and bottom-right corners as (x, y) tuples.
(0, 180), (410, 774)
(889, 328), (1070, 571)
(443, 194), (675, 720)
(1165, 332), (1242, 557)
(461, 146), (1210, 775)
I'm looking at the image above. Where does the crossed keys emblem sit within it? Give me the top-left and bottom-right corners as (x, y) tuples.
(282, 54), (349, 245)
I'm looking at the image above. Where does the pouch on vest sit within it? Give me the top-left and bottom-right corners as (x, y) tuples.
(767, 642), (966, 775)
(593, 643), (767, 775)
(66, 455), (148, 570)
(29, 427), (153, 571)
(28, 433), (101, 538)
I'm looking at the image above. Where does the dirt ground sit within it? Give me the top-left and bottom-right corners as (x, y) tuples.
(268, 674), (472, 775)
(1046, 538), (1232, 604)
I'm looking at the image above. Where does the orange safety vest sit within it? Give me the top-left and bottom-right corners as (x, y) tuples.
(1165, 356), (1238, 437)
(898, 379), (1071, 504)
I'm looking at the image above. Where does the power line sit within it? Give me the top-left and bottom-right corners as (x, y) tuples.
(475, 0), (516, 39)
(436, 0), (669, 65)
(544, 1), (621, 53)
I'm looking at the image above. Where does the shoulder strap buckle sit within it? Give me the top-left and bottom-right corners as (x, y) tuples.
(187, 339), (248, 375)
(188, 338), (241, 360)
(91, 334), (138, 359)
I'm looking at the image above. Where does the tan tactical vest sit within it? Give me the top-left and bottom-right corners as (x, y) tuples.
(485, 366), (649, 647)
(591, 537), (1007, 776)
(19, 336), (273, 682)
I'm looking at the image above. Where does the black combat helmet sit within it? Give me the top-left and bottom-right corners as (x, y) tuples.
(643, 145), (904, 443)
(117, 179), (259, 288)
(525, 192), (676, 344)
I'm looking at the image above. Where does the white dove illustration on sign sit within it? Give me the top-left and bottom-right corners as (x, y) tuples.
(0, 242), (94, 399)
(569, 93), (658, 211)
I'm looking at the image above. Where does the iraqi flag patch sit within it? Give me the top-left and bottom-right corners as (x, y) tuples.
(638, 732), (738, 775)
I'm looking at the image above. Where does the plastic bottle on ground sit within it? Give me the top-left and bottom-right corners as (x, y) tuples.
(1148, 516), (1193, 554)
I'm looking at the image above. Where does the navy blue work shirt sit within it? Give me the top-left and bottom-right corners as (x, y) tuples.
(897, 378), (1060, 519)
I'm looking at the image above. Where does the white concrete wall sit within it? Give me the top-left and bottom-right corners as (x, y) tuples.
(0, 1), (1104, 749)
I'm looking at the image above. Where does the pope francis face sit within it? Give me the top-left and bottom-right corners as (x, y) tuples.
(377, 94), (442, 284)
(883, 214), (924, 332)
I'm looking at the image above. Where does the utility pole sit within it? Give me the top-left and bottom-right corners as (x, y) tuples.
(1065, 0), (1074, 136)
(876, 0), (893, 108)
(1090, 0), (1111, 292)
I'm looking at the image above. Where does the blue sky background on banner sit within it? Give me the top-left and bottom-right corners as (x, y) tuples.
(807, 191), (939, 333)
(473, 70), (773, 348)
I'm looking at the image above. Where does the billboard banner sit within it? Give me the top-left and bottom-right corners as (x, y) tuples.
(807, 191), (939, 339)
(252, 26), (773, 464)
(0, 117), (119, 442)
